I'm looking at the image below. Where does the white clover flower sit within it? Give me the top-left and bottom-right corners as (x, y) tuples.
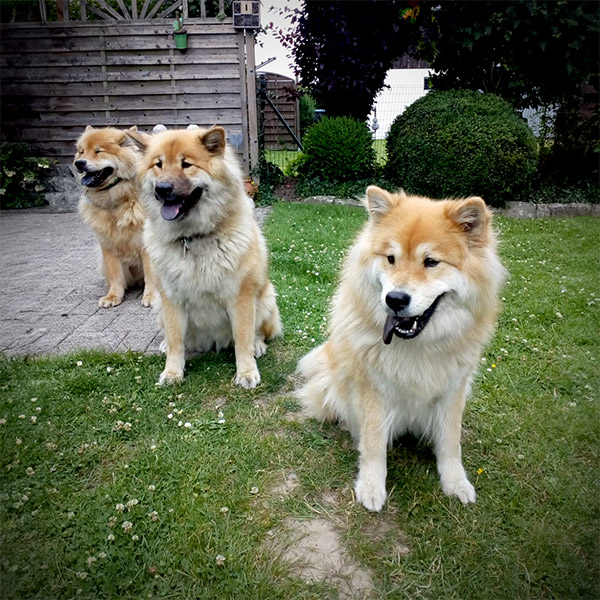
(30, 416), (37, 423)
(76, 361), (83, 367)
(107, 534), (115, 542)
(115, 503), (125, 513)
(76, 571), (88, 580)
(26, 467), (35, 476)
(132, 534), (139, 541)
(148, 511), (159, 522)
(0, 419), (6, 425)
(148, 484), (156, 491)
(215, 555), (226, 566)
(122, 521), (133, 533)
(184, 422), (192, 428)
(220, 506), (229, 514)
(86, 556), (97, 566)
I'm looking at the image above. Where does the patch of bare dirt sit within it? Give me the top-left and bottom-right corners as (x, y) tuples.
(270, 517), (375, 599)
(269, 469), (300, 498)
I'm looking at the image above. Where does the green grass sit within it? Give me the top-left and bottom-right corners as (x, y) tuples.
(1, 204), (599, 599)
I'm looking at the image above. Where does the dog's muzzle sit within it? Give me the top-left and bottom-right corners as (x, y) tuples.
(382, 293), (445, 343)
(154, 182), (203, 221)
(74, 160), (114, 188)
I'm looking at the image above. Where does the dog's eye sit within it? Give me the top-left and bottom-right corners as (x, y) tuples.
(424, 257), (440, 268)
(387, 255), (395, 265)
(155, 160), (162, 169)
(181, 160), (192, 169)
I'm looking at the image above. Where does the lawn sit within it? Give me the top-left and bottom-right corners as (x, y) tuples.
(1, 203), (598, 599)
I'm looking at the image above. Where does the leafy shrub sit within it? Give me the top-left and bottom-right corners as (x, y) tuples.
(252, 157), (284, 206)
(298, 116), (376, 182)
(385, 90), (539, 207)
(299, 93), (317, 136)
(0, 143), (52, 209)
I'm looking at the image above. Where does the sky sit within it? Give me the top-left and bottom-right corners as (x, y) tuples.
(254, 0), (302, 80)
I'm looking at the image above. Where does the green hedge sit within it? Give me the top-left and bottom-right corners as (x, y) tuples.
(385, 90), (539, 207)
(298, 116), (376, 182)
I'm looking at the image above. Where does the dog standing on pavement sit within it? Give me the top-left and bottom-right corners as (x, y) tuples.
(127, 126), (282, 388)
(74, 125), (157, 308)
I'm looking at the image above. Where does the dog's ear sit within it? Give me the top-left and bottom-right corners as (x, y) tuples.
(201, 127), (226, 155)
(85, 125), (93, 132)
(128, 125), (138, 132)
(447, 197), (491, 246)
(125, 129), (149, 152)
(365, 186), (396, 220)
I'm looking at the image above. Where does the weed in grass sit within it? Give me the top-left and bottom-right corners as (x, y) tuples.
(0, 205), (598, 599)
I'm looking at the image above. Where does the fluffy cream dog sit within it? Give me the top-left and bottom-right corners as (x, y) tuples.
(297, 186), (506, 511)
(128, 126), (281, 388)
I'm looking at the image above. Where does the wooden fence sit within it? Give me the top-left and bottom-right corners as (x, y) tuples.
(0, 16), (257, 172)
(258, 72), (300, 152)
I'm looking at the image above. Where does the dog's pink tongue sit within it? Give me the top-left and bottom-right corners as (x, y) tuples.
(161, 204), (181, 221)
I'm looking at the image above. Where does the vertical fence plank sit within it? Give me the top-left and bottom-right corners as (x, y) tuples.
(245, 30), (259, 170)
(237, 30), (250, 176)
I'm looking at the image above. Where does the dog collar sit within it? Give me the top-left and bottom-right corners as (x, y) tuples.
(100, 177), (122, 191)
(179, 232), (210, 258)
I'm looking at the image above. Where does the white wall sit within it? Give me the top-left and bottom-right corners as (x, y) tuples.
(369, 69), (432, 139)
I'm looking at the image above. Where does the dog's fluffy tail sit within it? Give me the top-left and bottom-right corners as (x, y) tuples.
(296, 342), (339, 423)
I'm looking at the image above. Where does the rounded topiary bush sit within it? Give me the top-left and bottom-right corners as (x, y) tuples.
(385, 90), (538, 207)
(299, 116), (376, 181)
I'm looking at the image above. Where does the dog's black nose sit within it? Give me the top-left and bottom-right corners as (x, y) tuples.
(74, 160), (87, 173)
(386, 291), (411, 312)
(155, 181), (174, 200)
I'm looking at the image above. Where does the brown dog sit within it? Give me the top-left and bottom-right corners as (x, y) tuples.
(74, 126), (156, 308)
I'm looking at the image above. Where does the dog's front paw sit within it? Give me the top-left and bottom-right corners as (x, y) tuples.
(234, 368), (261, 389)
(158, 368), (184, 386)
(355, 475), (387, 512)
(99, 294), (123, 308)
(441, 478), (476, 505)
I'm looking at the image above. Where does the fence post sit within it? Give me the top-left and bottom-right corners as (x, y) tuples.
(245, 30), (259, 173)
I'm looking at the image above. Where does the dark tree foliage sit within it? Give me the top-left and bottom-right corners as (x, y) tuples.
(418, 1), (599, 180)
(419, 1), (599, 109)
(275, 1), (422, 121)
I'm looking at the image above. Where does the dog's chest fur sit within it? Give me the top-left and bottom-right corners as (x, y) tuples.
(147, 221), (254, 312)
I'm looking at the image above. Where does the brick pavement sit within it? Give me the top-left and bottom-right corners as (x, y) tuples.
(0, 207), (271, 356)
